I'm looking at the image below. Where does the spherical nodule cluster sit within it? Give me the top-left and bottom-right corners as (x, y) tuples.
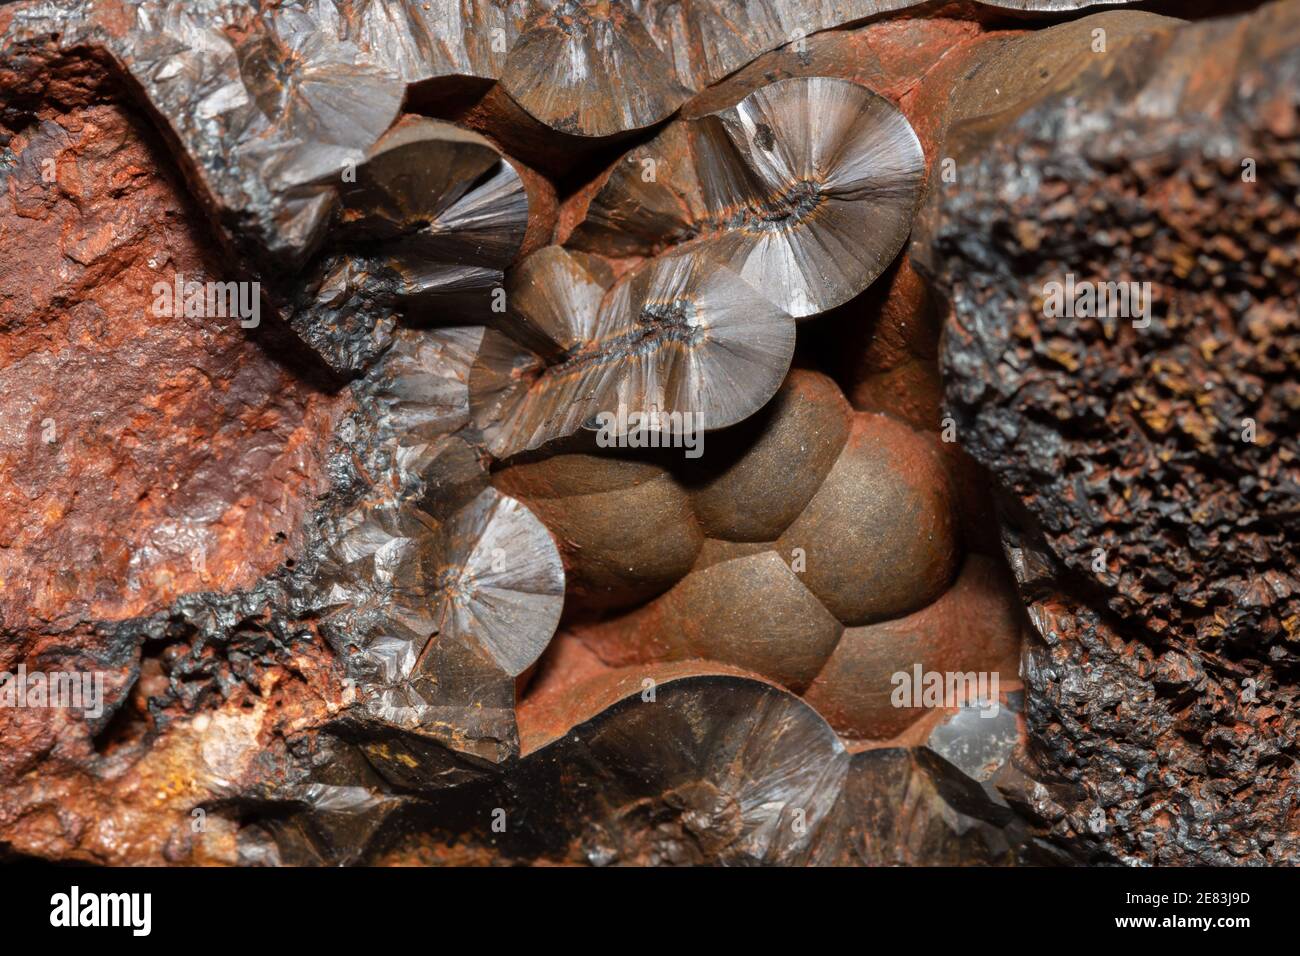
(495, 369), (1024, 741)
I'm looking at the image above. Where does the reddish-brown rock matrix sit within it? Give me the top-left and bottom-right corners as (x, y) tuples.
(0, 48), (340, 630)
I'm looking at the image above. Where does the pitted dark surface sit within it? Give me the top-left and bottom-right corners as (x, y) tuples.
(923, 3), (1300, 863)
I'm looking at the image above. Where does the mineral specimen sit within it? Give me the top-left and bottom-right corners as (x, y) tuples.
(0, 0), (1292, 872)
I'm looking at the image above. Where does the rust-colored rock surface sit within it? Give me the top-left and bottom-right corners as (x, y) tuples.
(0, 54), (339, 631)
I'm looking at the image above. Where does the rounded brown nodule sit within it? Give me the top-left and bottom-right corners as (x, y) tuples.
(682, 368), (853, 542)
(574, 549), (844, 696)
(777, 412), (959, 627)
(667, 552), (843, 694)
(493, 444), (703, 613)
(803, 554), (1025, 741)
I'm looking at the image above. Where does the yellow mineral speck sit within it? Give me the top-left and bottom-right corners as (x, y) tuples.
(1014, 221), (1041, 251)
(1046, 346), (1079, 372)
(1143, 410), (1170, 433)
